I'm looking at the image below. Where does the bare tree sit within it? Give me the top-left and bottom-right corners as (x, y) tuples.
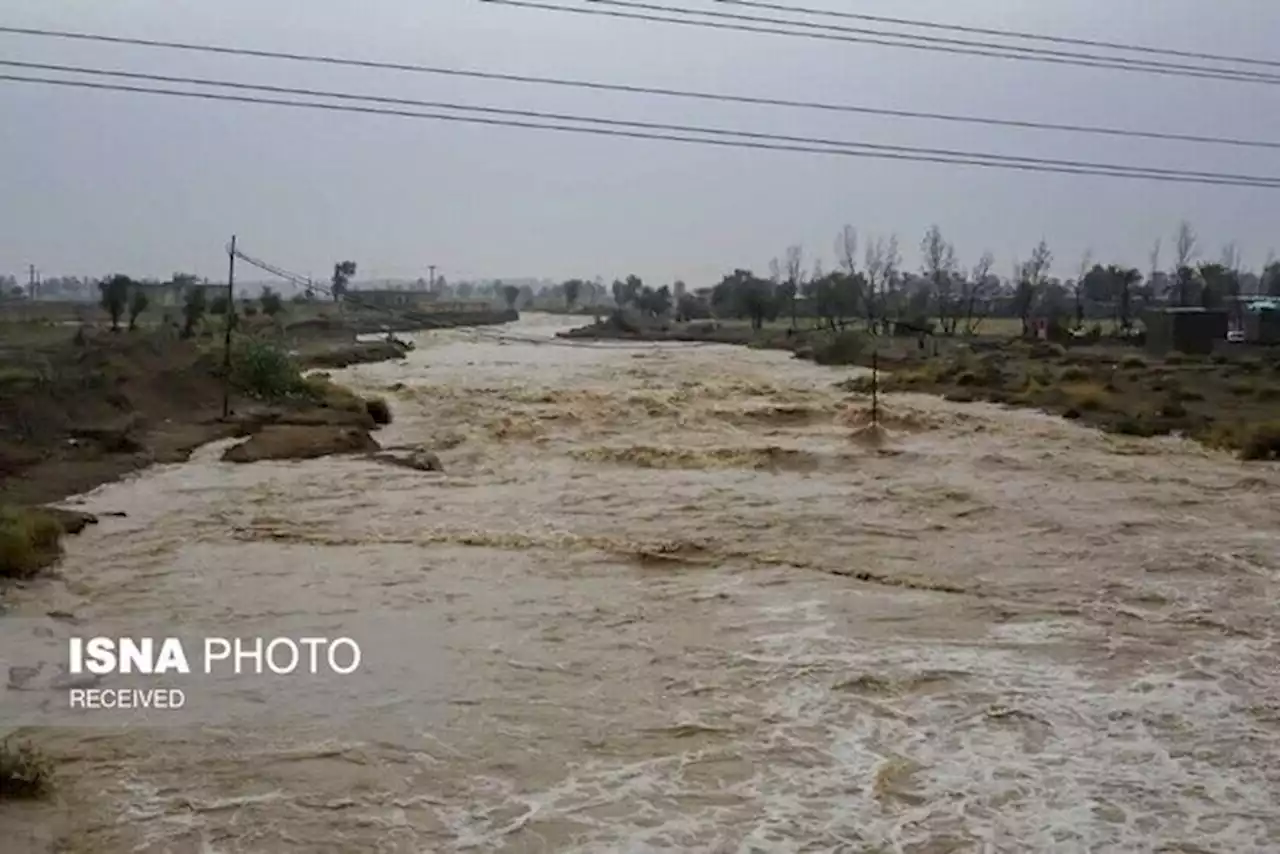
(835, 225), (861, 321)
(784, 244), (804, 330)
(963, 251), (995, 335)
(1014, 240), (1053, 337)
(1220, 241), (1244, 325)
(1074, 248), (1092, 328)
(1148, 238), (1163, 303)
(837, 226), (858, 275)
(882, 234), (902, 332)
(921, 225), (959, 334)
(1220, 241), (1242, 273)
(864, 237), (885, 331)
(1174, 221), (1198, 305)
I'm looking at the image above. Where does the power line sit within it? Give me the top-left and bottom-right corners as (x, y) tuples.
(0, 51), (1272, 153)
(6, 73), (1280, 189)
(11, 61), (1280, 187)
(712, 0), (1280, 70)
(479, 0), (1280, 86)
(582, 0), (1280, 81)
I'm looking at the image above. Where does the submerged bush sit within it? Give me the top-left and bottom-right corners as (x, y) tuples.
(0, 507), (64, 579)
(0, 738), (53, 799)
(1239, 421), (1280, 461)
(811, 330), (867, 366)
(365, 397), (392, 425)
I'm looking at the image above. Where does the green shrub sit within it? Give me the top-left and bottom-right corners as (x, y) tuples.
(1058, 365), (1091, 382)
(811, 331), (866, 366)
(1113, 416), (1160, 437)
(301, 375), (365, 412)
(232, 340), (306, 400)
(0, 508), (64, 579)
(1239, 421), (1280, 461)
(0, 738), (52, 799)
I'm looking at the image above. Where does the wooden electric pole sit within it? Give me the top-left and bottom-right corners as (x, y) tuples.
(870, 349), (879, 428)
(222, 235), (237, 419)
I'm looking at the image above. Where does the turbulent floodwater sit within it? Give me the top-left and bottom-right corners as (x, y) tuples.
(3, 313), (1280, 853)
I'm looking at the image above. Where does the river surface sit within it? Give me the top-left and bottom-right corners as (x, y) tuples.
(2, 313), (1279, 853)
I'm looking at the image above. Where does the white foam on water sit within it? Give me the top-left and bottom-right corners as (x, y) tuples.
(436, 601), (1280, 854)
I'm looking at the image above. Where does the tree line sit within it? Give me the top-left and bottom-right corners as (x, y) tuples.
(543, 221), (1280, 336)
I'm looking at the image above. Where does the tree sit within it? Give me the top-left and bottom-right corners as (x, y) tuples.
(1197, 263), (1232, 311)
(783, 245), (803, 329)
(1073, 249), (1093, 327)
(1149, 239), (1163, 301)
(1219, 243), (1244, 325)
(881, 235), (902, 330)
(636, 285), (672, 318)
(181, 285), (207, 339)
(1014, 240), (1053, 336)
(1107, 266), (1143, 329)
(562, 279), (583, 311)
(99, 274), (131, 331)
(1173, 221), (1198, 306)
(128, 288), (149, 331)
(921, 225), (959, 334)
(260, 286), (284, 319)
(712, 269), (773, 330)
(1264, 256), (1280, 297)
(962, 251), (995, 335)
(331, 260), (357, 303)
(864, 237), (886, 330)
(501, 283), (520, 310)
(833, 225), (864, 322)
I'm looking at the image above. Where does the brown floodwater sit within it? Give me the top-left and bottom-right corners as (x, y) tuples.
(2, 313), (1279, 853)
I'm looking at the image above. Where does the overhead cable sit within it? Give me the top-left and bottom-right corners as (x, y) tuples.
(477, 0), (1280, 86)
(6, 73), (1280, 188)
(712, 0), (1280, 70)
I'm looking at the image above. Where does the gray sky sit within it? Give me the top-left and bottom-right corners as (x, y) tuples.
(2, 0), (1278, 285)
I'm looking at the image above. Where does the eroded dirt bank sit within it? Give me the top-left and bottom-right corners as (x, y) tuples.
(2, 314), (1279, 853)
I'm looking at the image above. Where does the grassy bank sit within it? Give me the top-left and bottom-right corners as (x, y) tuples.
(0, 324), (408, 513)
(561, 316), (1280, 460)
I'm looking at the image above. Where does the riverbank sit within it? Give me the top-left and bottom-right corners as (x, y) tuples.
(0, 312), (462, 546)
(560, 316), (1280, 459)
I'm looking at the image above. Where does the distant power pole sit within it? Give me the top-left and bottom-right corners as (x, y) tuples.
(28, 264), (37, 300)
(428, 265), (436, 291)
(222, 235), (237, 420)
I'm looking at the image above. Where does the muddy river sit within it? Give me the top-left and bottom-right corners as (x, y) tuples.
(2, 313), (1279, 853)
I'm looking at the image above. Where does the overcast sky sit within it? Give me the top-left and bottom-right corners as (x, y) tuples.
(2, 0), (1278, 285)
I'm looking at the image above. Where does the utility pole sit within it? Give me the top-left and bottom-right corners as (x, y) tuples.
(870, 349), (879, 429)
(428, 265), (436, 291)
(28, 264), (36, 300)
(222, 235), (236, 419)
